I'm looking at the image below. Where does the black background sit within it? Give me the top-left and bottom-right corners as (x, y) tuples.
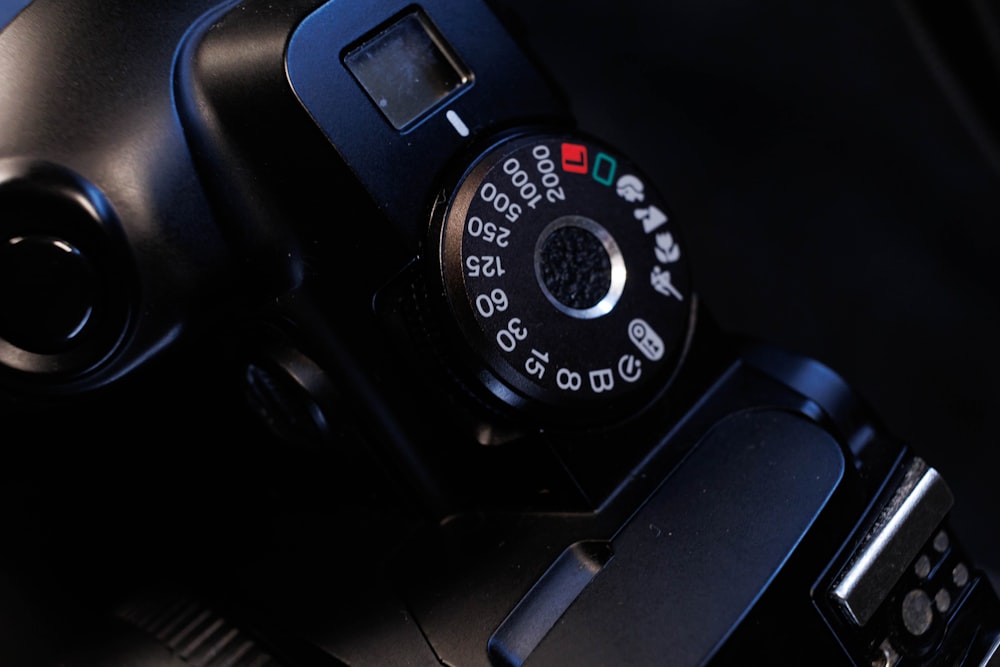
(493, 0), (1000, 583)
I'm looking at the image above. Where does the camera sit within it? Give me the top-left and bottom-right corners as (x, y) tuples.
(1, 0), (999, 665)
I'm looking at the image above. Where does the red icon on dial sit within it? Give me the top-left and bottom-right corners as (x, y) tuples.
(561, 143), (589, 174)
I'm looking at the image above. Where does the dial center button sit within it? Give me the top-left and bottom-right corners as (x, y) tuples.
(534, 215), (626, 320)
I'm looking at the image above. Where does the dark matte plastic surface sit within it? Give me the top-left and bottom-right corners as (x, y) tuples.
(525, 410), (844, 666)
(286, 0), (570, 244)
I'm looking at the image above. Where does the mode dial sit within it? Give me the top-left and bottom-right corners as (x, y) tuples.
(433, 132), (694, 423)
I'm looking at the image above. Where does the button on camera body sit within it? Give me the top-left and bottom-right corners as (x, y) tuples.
(0, 160), (135, 389)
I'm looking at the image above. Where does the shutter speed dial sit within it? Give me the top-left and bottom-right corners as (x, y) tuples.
(434, 133), (693, 422)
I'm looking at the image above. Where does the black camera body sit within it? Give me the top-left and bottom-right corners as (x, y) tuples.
(1, 1), (998, 665)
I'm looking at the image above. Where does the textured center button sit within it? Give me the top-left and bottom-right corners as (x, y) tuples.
(535, 215), (626, 320)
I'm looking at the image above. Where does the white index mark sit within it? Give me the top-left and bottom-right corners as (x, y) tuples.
(446, 109), (469, 137)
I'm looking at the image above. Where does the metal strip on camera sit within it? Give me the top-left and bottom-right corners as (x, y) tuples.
(831, 457), (954, 627)
(983, 635), (1000, 666)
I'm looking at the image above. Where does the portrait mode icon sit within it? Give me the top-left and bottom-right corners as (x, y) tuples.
(616, 174), (645, 202)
